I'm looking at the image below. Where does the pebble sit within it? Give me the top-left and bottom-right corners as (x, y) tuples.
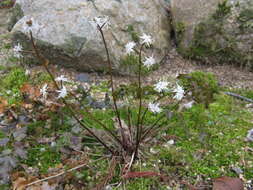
(76, 73), (90, 83)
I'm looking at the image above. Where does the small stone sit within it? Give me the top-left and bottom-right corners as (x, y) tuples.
(76, 73), (90, 83)
(231, 166), (243, 175)
(245, 103), (253, 108)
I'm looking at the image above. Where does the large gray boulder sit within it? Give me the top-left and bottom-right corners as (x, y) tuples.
(171, 0), (253, 68)
(10, 0), (171, 74)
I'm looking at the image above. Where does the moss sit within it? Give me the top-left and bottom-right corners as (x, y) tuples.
(0, 184), (10, 190)
(174, 22), (186, 44)
(212, 0), (232, 20)
(126, 25), (139, 43)
(113, 83), (156, 101)
(165, 93), (253, 179)
(176, 0), (253, 68)
(178, 0), (252, 67)
(0, 0), (13, 7)
(237, 8), (253, 30)
(0, 67), (29, 104)
(121, 178), (168, 190)
(31, 72), (52, 84)
(63, 36), (87, 56)
(120, 54), (151, 76)
(22, 144), (61, 173)
(178, 71), (219, 108)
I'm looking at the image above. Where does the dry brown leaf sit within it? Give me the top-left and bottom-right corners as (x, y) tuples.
(20, 84), (41, 101)
(21, 103), (34, 109)
(213, 176), (244, 190)
(0, 97), (8, 114)
(12, 177), (28, 190)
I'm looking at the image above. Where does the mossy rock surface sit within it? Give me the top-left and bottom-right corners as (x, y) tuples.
(171, 0), (253, 68)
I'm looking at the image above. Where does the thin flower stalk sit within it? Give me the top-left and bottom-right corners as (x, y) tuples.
(134, 43), (145, 157)
(140, 114), (166, 142)
(142, 120), (168, 142)
(127, 106), (133, 138)
(97, 25), (129, 151)
(139, 95), (166, 140)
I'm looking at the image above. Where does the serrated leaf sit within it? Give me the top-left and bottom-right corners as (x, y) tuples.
(14, 142), (27, 159)
(0, 138), (9, 146)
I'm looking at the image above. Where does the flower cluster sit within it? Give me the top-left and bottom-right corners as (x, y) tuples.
(91, 16), (110, 29)
(140, 33), (153, 46)
(123, 32), (188, 114)
(173, 84), (184, 101)
(39, 75), (69, 100)
(125, 42), (136, 55)
(40, 84), (48, 99)
(13, 43), (23, 58)
(143, 56), (156, 68)
(154, 81), (169, 93)
(148, 102), (162, 113)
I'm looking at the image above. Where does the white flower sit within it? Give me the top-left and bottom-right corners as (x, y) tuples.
(246, 129), (253, 142)
(148, 102), (162, 113)
(183, 100), (195, 109)
(57, 85), (67, 99)
(23, 17), (41, 34)
(140, 33), (152, 46)
(13, 43), (22, 52)
(167, 139), (175, 145)
(51, 142), (56, 147)
(105, 185), (112, 190)
(25, 69), (30, 76)
(173, 84), (184, 100)
(163, 140), (175, 148)
(40, 84), (48, 99)
(91, 16), (110, 28)
(150, 148), (159, 154)
(13, 43), (23, 58)
(125, 41), (136, 54)
(55, 75), (69, 82)
(143, 55), (155, 68)
(154, 81), (169, 93)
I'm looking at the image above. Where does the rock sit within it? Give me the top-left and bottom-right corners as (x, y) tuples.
(171, 0), (253, 68)
(0, 8), (12, 34)
(231, 166), (243, 175)
(76, 73), (90, 83)
(10, 0), (171, 74)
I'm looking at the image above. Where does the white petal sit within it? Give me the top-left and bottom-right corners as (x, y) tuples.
(154, 81), (169, 93)
(140, 33), (153, 46)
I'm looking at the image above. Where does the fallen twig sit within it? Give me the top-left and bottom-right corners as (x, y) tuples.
(25, 162), (87, 187)
(224, 92), (253, 103)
